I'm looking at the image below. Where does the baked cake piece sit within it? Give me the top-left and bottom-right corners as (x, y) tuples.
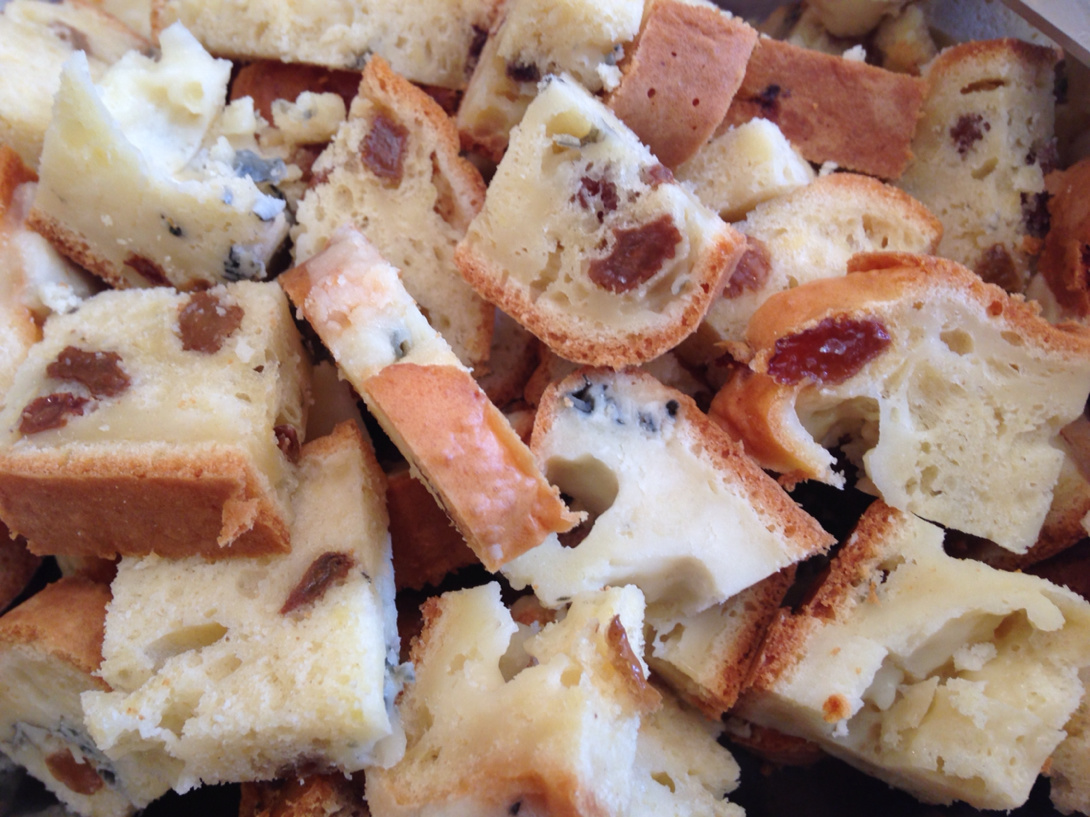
(606, 0), (757, 170)
(29, 23), (293, 291)
(896, 38), (1062, 293)
(873, 3), (938, 75)
(711, 252), (1090, 554)
(675, 117), (815, 223)
(0, 281), (310, 559)
(805, 0), (908, 37)
(456, 74), (745, 368)
(0, 0), (148, 169)
(720, 36), (926, 179)
(280, 226), (579, 571)
(688, 173), (942, 359)
(736, 501), (1090, 810)
(0, 578), (154, 817)
(82, 422), (406, 799)
(1051, 673), (1090, 816)
(366, 582), (655, 817)
(1039, 158), (1090, 318)
(293, 55), (493, 370)
(456, 0), (644, 159)
(370, 581), (742, 817)
(152, 0), (501, 90)
(476, 309), (540, 408)
(502, 369), (833, 616)
(646, 569), (794, 718)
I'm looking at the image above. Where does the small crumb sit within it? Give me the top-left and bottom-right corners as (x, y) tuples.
(842, 45), (867, 62)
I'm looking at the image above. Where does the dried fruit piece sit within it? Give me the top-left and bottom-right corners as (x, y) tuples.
(124, 253), (169, 286)
(46, 347), (130, 398)
(44, 749), (104, 796)
(274, 425), (301, 464)
(725, 236), (772, 298)
(950, 113), (990, 156)
(280, 552), (356, 615)
(178, 291), (245, 354)
(587, 215), (682, 293)
(19, 393), (90, 434)
(603, 615), (661, 712)
(574, 174), (618, 222)
(768, 317), (891, 385)
(362, 112), (409, 184)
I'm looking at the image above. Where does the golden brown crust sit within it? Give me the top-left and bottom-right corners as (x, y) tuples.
(747, 253), (1090, 366)
(608, 1), (757, 169)
(0, 577), (111, 683)
(746, 501), (900, 692)
(725, 721), (826, 767)
(27, 208), (136, 290)
(229, 60), (362, 122)
(386, 468), (477, 591)
(721, 37), (926, 179)
(924, 37), (1063, 87)
(239, 773), (368, 817)
(1040, 159), (1090, 317)
(0, 445), (291, 559)
(454, 218), (745, 369)
(363, 362), (580, 572)
(0, 522), (41, 613)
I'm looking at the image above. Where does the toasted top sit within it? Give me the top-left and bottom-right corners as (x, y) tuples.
(1040, 159), (1090, 317)
(608, 0), (757, 169)
(722, 37), (926, 179)
(0, 577), (110, 681)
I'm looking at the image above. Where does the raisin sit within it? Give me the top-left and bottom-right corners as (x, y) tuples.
(588, 215), (682, 294)
(640, 163), (674, 187)
(1021, 191), (1050, 239)
(275, 425), (301, 464)
(47, 22), (91, 56)
(44, 749), (104, 796)
(575, 175), (618, 222)
(178, 291), (245, 354)
(19, 393), (89, 434)
(506, 61), (540, 83)
(1027, 139), (1060, 175)
(123, 253), (168, 286)
(280, 552), (355, 615)
(950, 114), (990, 156)
(724, 236), (772, 298)
(767, 317), (891, 385)
(362, 112), (409, 184)
(604, 616), (660, 711)
(974, 243), (1021, 292)
(46, 347), (130, 398)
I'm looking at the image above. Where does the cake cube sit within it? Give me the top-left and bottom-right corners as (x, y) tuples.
(0, 281), (310, 559)
(81, 422), (405, 797)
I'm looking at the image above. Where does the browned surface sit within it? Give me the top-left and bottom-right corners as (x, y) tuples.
(608, 0), (757, 169)
(0, 447), (290, 559)
(0, 524), (41, 613)
(239, 773), (368, 817)
(386, 468), (477, 591)
(363, 362), (580, 571)
(1040, 159), (1090, 317)
(230, 60), (361, 123)
(0, 145), (36, 212)
(0, 577), (111, 682)
(722, 38), (925, 179)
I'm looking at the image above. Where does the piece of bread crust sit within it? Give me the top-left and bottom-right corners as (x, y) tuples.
(710, 252), (1090, 553)
(280, 226), (579, 571)
(607, 0), (757, 170)
(455, 74), (745, 369)
(387, 467), (480, 592)
(721, 36), (925, 179)
(0, 523), (40, 613)
(0, 577), (108, 678)
(292, 55), (493, 370)
(1040, 159), (1090, 317)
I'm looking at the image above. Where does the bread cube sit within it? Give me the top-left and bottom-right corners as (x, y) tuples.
(738, 501), (1090, 810)
(30, 23), (292, 291)
(0, 281), (310, 559)
(81, 423), (405, 797)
